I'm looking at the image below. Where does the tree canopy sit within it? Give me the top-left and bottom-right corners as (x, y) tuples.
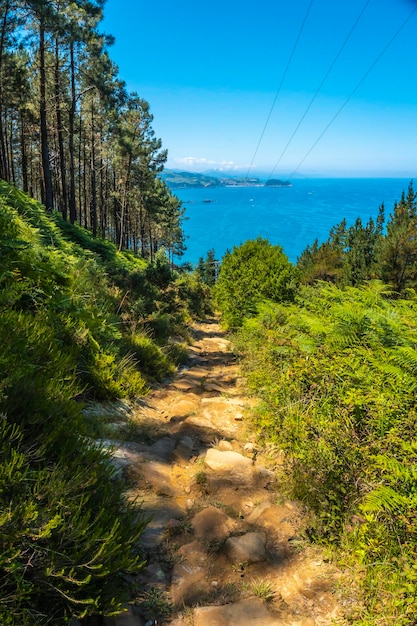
(214, 237), (300, 327)
(0, 0), (185, 261)
(297, 182), (417, 297)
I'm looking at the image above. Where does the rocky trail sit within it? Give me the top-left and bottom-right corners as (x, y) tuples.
(101, 319), (345, 626)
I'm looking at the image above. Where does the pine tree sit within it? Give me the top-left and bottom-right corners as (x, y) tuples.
(376, 181), (417, 294)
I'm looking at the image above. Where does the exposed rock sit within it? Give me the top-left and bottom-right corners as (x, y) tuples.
(184, 414), (217, 434)
(204, 448), (254, 484)
(168, 398), (200, 419)
(218, 439), (234, 451)
(192, 598), (281, 625)
(171, 435), (194, 464)
(147, 436), (177, 460)
(247, 502), (298, 541)
(191, 506), (237, 542)
(224, 532), (267, 564)
(253, 465), (276, 486)
(182, 366), (211, 380)
(138, 495), (183, 549)
(97, 440), (148, 476)
(170, 541), (211, 606)
(143, 561), (167, 586)
(142, 459), (175, 496)
(171, 378), (201, 393)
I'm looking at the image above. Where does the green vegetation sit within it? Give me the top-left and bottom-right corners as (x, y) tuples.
(0, 182), (210, 625)
(161, 169), (222, 189)
(214, 237), (300, 328)
(214, 194), (417, 624)
(230, 284), (417, 624)
(0, 0), (184, 261)
(297, 181), (417, 295)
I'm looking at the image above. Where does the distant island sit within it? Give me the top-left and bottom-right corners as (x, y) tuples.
(161, 169), (292, 189)
(265, 179), (292, 187)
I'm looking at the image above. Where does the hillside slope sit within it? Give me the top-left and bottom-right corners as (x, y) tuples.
(0, 181), (211, 624)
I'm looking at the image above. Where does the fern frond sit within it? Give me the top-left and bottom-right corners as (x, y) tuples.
(372, 453), (417, 483)
(361, 486), (408, 514)
(390, 346), (417, 374)
(369, 355), (417, 392)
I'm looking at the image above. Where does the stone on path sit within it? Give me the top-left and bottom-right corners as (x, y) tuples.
(204, 448), (254, 485)
(192, 598), (283, 626)
(170, 541), (211, 606)
(171, 435), (194, 464)
(167, 394), (200, 419)
(142, 459), (175, 496)
(247, 502), (298, 541)
(172, 378), (201, 393)
(138, 494), (183, 549)
(191, 506), (237, 542)
(148, 436), (177, 460)
(218, 439), (234, 451)
(224, 532), (267, 564)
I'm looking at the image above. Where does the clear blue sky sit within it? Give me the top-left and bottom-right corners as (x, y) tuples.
(101, 0), (417, 177)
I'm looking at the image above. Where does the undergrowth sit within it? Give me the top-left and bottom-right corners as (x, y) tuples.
(230, 282), (417, 625)
(0, 182), (212, 624)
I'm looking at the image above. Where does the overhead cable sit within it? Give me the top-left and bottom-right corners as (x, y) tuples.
(267, 0), (371, 179)
(289, 3), (417, 179)
(244, 0), (315, 180)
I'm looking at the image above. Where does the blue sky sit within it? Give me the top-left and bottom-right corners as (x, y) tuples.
(101, 0), (417, 177)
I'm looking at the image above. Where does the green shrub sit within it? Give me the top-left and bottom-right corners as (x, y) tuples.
(214, 237), (299, 328)
(0, 181), (210, 624)
(235, 281), (417, 623)
(0, 417), (147, 625)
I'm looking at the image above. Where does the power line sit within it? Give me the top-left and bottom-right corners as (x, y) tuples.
(267, 0), (371, 180)
(244, 0), (315, 181)
(289, 3), (417, 179)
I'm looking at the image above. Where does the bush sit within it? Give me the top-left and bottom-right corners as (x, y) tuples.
(214, 237), (299, 327)
(0, 182), (209, 623)
(234, 281), (417, 624)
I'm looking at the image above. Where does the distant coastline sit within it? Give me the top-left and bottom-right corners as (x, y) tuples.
(161, 169), (292, 190)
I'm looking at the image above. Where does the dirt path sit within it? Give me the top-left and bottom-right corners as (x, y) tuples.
(104, 319), (346, 626)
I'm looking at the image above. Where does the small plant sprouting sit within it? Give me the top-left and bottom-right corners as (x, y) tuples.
(137, 587), (173, 622)
(247, 577), (276, 603)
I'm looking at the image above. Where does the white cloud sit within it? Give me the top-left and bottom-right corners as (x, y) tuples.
(173, 157), (241, 171)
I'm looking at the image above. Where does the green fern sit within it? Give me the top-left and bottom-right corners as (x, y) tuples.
(361, 486), (409, 514)
(390, 346), (417, 374)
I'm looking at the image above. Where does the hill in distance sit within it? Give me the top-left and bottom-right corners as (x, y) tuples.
(161, 169), (292, 189)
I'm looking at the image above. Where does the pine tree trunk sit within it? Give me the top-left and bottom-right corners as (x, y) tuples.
(68, 41), (77, 223)
(0, 1), (10, 181)
(19, 111), (28, 193)
(55, 38), (68, 220)
(90, 102), (97, 236)
(39, 19), (54, 211)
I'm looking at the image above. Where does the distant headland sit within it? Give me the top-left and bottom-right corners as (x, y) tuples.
(161, 169), (292, 189)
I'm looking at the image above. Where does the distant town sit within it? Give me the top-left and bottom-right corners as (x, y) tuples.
(161, 169), (292, 189)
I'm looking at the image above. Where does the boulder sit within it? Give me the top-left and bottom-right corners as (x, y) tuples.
(204, 448), (254, 485)
(170, 541), (210, 606)
(192, 598), (281, 625)
(191, 506), (237, 542)
(171, 435), (194, 464)
(224, 532), (267, 564)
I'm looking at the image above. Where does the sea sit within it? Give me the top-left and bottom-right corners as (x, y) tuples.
(174, 178), (414, 266)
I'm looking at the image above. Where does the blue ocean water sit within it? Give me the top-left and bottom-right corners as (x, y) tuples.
(175, 178), (413, 265)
